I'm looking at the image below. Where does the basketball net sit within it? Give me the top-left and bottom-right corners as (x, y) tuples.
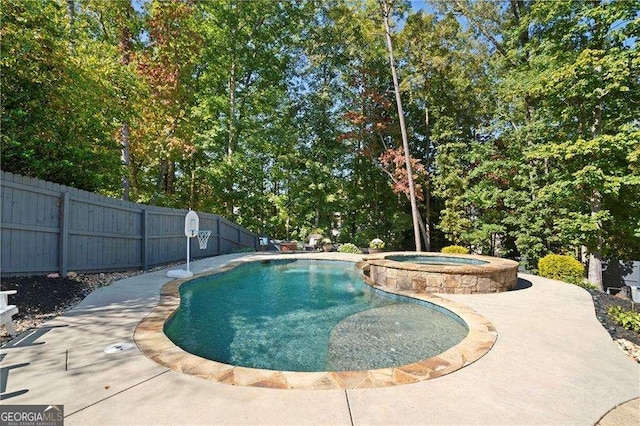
(197, 230), (211, 249)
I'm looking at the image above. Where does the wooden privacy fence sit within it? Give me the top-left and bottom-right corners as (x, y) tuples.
(1, 171), (257, 277)
(603, 260), (640, 291)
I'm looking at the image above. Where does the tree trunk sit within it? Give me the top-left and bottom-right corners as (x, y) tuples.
(189, 168), (196, 210)
(228, 62), (236, 158)
(67, 0), (75, 51)
(66, 0), (74, 21)
(423, 101), (432, 251)
(380, 0), (422, 252)
(588, 189), (604, 290)
(227, 1), (238, 159)
(589, 251), (603, 290)
(118, 1), (134, 201)
(120, 123), (131, 201)
(167, 161), (175, 195)
(151, 159), (168, 206)
(416, 213), (429, 251)
(588, 70), (604, 288)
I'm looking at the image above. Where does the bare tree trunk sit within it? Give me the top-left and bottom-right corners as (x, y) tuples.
(189, 167), (196, 210)
(67, 0), (75, 51)
(228, 62), (236, 158)
(588, 87), (604, 288)
(417, 213), (429, 250)
(423, 102), (432, 251)
(120, 123), (131, 201)
(227, 1), (238, 159)
(118, 1), (134, 201)
(152, 159), (168, 206)
(380, 0), (422, 252)
(67, 0), (74, 20)
(588, 250), (603, 290)
(167, 161), (175, 195)
(588, 183), (604, 290)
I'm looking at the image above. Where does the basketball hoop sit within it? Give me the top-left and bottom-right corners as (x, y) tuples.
(167, 210), (199, 278)
(197, 230), (211, 249)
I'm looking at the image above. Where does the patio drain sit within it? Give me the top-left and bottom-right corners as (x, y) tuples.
(104, 342), (135, 354)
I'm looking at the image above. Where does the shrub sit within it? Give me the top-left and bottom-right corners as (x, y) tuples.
(607, 306), (640, 333)
(337, 243), (362, 254)
(538, 254), (584, 284)
(573, 281), (598, 290)
(369, 238), (385, 249)
(233, 247), (255, 253)
(441, 245), (469, 254)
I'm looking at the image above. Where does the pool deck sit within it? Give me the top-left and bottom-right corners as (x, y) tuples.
(1, 252), (638, 425)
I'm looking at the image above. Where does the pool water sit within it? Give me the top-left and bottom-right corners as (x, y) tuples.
(387, 255), (489, 266)
(165, 260), (468, 372)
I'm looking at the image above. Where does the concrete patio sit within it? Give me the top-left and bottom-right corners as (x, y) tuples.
(1, 252), (638, 425)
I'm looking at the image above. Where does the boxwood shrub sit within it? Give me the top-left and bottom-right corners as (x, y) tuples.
(538, 254), (585, 284)
(441, 245), (469, 254)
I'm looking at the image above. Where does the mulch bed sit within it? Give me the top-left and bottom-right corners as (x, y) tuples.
(1, 275), (91, 319)
(2, 273), (639, 352)
(0, 271), (145, 344)
(588, 288), (639, 345)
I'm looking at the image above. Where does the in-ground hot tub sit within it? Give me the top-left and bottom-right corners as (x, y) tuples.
(361, 252), (519, 294)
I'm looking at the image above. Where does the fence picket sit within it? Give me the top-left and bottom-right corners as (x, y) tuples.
(1, 171), (257, 276)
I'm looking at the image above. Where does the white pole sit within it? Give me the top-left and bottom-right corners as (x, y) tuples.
(186, 236), (190, 273)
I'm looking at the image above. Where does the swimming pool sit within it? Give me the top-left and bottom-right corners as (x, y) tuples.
(164, 259), (468, 372)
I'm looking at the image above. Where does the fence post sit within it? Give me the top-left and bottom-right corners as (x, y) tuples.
(142, 208), (148, 271)
(237, 227), (241, 249)
(216, 217), (221, 255)
(59, 192), (70, 277)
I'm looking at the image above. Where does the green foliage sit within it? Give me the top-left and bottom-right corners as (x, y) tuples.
(232, 247), (256, 254)
(1, 0), (123, 191)
(573, 281), (598, 291)
(429, 0), (640, 282)
(607, 306), (640, 333)
(441, 245), (469, 254)
(337, 243), (362, 254)
(3, 0), (638, 273)
(538, 254), (585, 284)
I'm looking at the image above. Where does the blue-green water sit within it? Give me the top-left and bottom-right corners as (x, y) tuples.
(165, 260), (468, 372)
(387, 255), (488, 266)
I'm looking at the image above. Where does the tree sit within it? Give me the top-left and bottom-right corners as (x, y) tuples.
(521, 0), (640, 287)
(379, 0), (422, 251)
(444, 0), (640, 286)
(400, 7), (494, 252)
(330, 0), (416, 248)
(1, 0), (123, 191)
(78, 0), (145, 201)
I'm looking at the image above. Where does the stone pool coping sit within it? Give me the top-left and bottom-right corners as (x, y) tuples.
(134, 254), (497, 390)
